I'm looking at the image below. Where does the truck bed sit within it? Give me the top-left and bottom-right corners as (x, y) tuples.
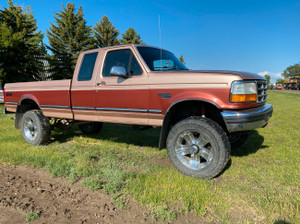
(4, 80), (73, 119)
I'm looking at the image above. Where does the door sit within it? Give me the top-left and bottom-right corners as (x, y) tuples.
(71, 51), (99, 121)
(95, 48), (150, 125)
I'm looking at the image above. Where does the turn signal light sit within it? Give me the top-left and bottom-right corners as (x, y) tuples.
(231, 94), (257, 102)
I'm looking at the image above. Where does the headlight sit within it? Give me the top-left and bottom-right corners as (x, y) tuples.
(230, 81), (257, 102)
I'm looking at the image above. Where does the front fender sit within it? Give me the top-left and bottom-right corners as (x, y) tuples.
(165, 88), (230, 113)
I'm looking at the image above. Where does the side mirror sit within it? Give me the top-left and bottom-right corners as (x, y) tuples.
(110, 66), (129, 78)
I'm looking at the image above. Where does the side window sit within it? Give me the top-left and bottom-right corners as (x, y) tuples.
(78, 52), (98, 81)
(102, 49), (142, 77)
(130, 55), (143, 75)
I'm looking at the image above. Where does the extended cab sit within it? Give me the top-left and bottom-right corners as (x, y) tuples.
(4, 45), (273, 178)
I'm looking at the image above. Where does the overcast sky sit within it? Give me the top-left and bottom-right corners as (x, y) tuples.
(1, 0), (300, 83)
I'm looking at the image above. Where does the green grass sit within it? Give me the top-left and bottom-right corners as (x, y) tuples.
(0, 91), (299, 223)
(26, 211), (40, 223)
(110, 193), (130, 210)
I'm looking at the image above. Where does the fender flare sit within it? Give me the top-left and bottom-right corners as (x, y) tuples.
(15, 97), (41, 129)
(158, 99), (220, 150)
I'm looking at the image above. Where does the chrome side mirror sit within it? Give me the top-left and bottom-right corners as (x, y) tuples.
(110, 66), (128, 78)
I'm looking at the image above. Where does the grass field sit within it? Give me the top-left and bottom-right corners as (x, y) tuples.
(0, 91), (299, 223)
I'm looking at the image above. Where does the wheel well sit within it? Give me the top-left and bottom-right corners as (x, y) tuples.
(159, 100), (227, 150)
(15, 99), (40, 129)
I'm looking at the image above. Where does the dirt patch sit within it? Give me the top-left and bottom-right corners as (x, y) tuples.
(0, 164), (150, 224)
(0, 164), (204, 224)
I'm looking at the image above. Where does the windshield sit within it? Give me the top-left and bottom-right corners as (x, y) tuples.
(137, 46), (188, 71)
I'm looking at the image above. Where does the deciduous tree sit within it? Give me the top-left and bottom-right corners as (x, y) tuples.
(264, 74), (272, 90)
(282, 63), (300, 78)
(179, 55), (185, 64)
(276, 79), (284, 85)
(47, 3), (95, 80)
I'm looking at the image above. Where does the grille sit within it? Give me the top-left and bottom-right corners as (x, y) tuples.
(257, 80), (268, 103)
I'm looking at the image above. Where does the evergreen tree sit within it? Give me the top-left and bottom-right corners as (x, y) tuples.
(179, 55), (185, 65)
(93, 15), (119, 48)
(0, 0), (45, 84)
(47, 3), (95, 80)
(120, 27), (145, 45)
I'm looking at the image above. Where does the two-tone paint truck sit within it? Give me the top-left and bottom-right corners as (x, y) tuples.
(4, 45), (273, 178)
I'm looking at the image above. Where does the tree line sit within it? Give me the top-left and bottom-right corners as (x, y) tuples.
(272, 63), (300, 85)
(0, 1), (145, 84)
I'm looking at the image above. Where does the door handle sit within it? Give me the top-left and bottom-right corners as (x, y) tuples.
(96, 81), (106, 86)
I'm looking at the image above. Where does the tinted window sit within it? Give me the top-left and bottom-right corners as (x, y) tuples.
(78, 52), (98, 81)
(130, 54), (143, 76)
(137, 46), (188, 71)
(103, 49), (142, 77)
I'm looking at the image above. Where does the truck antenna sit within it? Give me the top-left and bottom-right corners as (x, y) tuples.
(158, 14), (162, 71)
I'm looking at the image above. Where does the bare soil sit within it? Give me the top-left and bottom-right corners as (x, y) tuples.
(0, 164), (204, 224)
(0, 164), (151, 224)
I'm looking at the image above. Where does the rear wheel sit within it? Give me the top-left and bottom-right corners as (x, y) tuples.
(166, 117), (230, 179)
(78, 122), (103, 134)
(21, 110), (51, 145)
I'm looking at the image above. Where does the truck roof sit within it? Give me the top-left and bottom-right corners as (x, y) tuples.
(81, 44), (171, 54)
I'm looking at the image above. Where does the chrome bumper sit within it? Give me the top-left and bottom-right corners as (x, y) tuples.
(221, 104), (273, 133)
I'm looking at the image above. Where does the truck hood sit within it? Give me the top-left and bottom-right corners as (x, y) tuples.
(147, 70), (264, 87)
(172, 70), (264, 80)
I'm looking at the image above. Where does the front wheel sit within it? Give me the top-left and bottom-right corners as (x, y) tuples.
(21, 110), (51, 145)
(166, 117), (230, 179)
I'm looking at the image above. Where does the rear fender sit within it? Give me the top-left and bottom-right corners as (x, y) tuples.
(15, 97), (41, 129)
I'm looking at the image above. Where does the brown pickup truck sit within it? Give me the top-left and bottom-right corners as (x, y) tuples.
(4, 44), (273, 178)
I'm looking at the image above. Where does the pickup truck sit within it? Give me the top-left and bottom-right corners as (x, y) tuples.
(4, 44), (273, 178)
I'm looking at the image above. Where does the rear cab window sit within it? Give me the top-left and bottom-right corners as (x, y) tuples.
(78, 52), (98, 81)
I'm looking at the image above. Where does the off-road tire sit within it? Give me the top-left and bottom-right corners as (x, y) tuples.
(166, 117), (230, 179)
(21, 110), (51, 145)
(78, 122), (103, 134)
(228, 131), (251, 150)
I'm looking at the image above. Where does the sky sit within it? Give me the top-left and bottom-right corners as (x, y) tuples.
(1, 0), (300, 83)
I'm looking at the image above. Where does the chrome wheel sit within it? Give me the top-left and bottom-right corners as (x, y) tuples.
(21, 110), (51, 145)
(175, 130), (213, 170)
(23, 117), (38, 141)
(167, 117), (230, 178)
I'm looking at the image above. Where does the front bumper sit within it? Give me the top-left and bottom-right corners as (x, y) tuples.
(221, 104), (273, 133)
